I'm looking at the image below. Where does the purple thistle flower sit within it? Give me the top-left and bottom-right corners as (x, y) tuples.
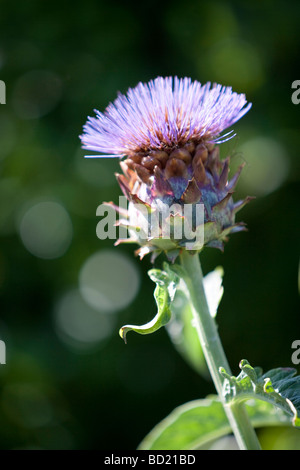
(81, 77), (252, 261)
(80, 77), (251, 157)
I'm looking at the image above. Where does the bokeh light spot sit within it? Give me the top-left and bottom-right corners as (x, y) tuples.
(79, 249), (140, 313)
(19, 201), (73, 259)
(238, 137), (289, 196)
(54, 289), (115, 350)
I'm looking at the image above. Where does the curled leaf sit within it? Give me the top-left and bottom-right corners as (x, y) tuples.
(119, 265), (179, 343)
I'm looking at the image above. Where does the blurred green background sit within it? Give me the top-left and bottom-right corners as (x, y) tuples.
(0, 0), (299, 450)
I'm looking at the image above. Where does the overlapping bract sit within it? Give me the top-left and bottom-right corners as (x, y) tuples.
(111, 143), (252, 261)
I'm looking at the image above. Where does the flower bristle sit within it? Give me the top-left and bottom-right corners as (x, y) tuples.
(80, 77), (251, 158)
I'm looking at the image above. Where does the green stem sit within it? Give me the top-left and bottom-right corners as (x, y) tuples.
(180, 250), (261, 451)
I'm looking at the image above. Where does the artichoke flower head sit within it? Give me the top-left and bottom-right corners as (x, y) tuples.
(81, 77), (252, 262)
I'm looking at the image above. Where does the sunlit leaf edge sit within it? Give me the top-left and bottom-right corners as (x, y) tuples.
(138, 395), (290, 450)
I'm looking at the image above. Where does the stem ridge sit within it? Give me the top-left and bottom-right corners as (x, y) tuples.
(179, 250), (261, 450)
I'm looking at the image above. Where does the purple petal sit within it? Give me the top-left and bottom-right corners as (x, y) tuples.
(80, 77), (251, 157)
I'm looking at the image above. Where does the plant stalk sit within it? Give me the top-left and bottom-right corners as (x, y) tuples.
(180, 250), (261, 450)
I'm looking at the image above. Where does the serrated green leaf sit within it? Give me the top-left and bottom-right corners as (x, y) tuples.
(119, 264), (179, 343)
(138, 395), (290, 450)
(220, 359), (300, 427)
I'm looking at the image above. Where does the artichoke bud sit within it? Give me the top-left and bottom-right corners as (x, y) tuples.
(80, 77), (253, 261)
(114, 143), (251, 262)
